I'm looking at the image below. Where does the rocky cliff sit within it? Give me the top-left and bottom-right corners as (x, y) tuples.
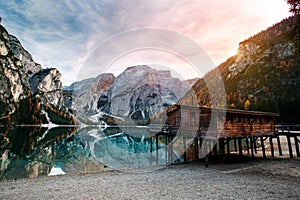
(9, 35), (42, 77)
(98, 65), (197, 125)
(0, 25), (30, 112)
(0, 24), (73, 125)
(30, 68), (63, 107)
(63, 73), (115, 122)
(191, 16), (300, 123)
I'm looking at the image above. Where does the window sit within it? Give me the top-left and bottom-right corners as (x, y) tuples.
(190, 112), (196, 126)
(175, 117), (180, 126)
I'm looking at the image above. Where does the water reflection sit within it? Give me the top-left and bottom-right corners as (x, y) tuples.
(0, 126), (180, 180)
(0, 126), (79, 180)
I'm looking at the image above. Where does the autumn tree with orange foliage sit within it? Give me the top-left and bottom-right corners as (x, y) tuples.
(244, 100), (251, 111)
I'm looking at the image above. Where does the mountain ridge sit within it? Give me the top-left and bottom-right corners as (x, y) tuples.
(190, 16), (300, 123)
(64, 65), (198, 125)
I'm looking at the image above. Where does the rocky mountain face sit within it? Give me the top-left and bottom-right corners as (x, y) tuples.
(9, 35), (42, 77)
(99, 66), (184, 124)
(0, 24), (72, 125)
(30, 68), (63, 107)
(65, 65), (197, 125)
(191, 17), (300, 123)
(63, 73), (115, 121)
(0, 25), (29, 107)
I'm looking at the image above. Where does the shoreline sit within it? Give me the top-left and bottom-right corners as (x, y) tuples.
(1, 158), (299, 199)
(0, 155), (298, 182)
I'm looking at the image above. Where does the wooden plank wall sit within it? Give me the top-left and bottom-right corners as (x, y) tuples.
(166, 106), (277, 138)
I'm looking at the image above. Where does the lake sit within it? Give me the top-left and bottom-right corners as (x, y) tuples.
(0, 125), (186, 180)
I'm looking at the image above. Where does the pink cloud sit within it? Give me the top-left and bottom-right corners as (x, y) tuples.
(140, 0), (290, 66)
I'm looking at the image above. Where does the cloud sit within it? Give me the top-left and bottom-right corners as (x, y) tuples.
(0, 0), (291, 85)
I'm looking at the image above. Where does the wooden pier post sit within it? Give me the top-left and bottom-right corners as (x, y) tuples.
(168, 128), (173, 163)
(194, 138), (199, 160)
(287, 135), (293, 159)
(250, 137), (254, 159)
(213, 140), (218, 156)
(205, 155), (209, 168)
(245, 137), (250, 154)
(169, 136), (173, 163)
(156, 134), (159, 165)
(226, 138), (231, 155)
(165, 135), (168, 164)
(294, 136), (300, 158)
(269, 137), (274, 157)
(234, 137), (237, 152)
(183, 135), (187, 163)
(150, 136), (153, 165)
(277, 136), (283, 156)
(253, 137), (257, 154)
(238, 137), (243, 156)
(260, 136), (266, 159)
(199, 137), (203, 158)
(219, 138), (225, 155)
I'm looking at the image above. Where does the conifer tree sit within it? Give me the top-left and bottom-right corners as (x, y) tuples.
(286, 0), (300, 15)
(286, 0), (300, 54)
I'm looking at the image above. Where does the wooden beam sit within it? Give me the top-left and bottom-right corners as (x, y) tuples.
(199, 137), (203, 158)
(294, 136), (300, 158)
(269, 137), (274, 157)
(212, 140), (218, 156)
(260, 136), (266, 159)
(234, 137), (237, 151)
(183, 135), (187, 163)
(165, 135), (168, 164)
(169, 136), (173, 163)
(205, 155), (209, 168)
(238, 137), (243, 157)
(150, 136), (153, 166)
(250, 137), (254, 160)
(277, 136), (283, 156)
(194, 138), (199, 160)
(287, 135), (293, 159)
(227, 138), (231, 155)
(253, 137), (257, 154)
(156, 134), (159, 165)
(245, 137), (250, 154)
(219, 138), (225, 155)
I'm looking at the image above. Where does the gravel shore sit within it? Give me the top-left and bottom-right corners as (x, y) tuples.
(0, 158), (299, 200)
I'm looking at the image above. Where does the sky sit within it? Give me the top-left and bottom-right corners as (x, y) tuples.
(0, 0), (291, 85)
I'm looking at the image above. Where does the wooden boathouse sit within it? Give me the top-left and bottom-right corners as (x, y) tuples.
(150, 104), (299, 164)
(165, 105), (278, 138)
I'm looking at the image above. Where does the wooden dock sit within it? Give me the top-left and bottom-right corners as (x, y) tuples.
(147, 125), (300, 167)
(146, 106), (300, 166)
